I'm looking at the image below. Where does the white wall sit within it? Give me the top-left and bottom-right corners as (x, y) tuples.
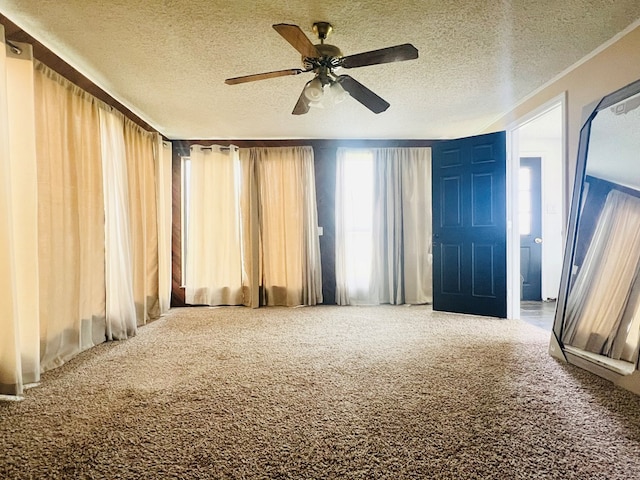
(486, 22), (640, 210)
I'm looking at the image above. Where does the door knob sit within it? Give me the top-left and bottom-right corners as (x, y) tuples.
(534, 237), (543, 244)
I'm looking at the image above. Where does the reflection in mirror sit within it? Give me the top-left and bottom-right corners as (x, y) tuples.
(561, 90), (640, 370)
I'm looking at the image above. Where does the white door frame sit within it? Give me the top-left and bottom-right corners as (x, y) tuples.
(505, 92), (567, 319)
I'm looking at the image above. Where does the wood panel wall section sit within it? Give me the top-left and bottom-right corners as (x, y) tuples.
(171, 140), (436, 307)
(0, 15), (157, 133)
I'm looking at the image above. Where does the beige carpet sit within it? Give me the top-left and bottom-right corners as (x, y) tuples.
(1, 305), (640, 479)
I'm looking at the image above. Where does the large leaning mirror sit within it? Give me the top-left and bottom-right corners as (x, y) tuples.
(551, 78), (640, 395)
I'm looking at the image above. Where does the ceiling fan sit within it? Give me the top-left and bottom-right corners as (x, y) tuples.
(225, 22), (418, 115)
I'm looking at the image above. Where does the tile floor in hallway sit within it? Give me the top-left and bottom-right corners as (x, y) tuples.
(520, 300), (556, 331)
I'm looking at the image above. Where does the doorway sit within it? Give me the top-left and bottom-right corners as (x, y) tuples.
(508, 97), (565, 326)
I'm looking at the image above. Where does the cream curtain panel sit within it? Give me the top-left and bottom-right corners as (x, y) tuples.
(563, 189), (640, 363)
(184, 146), (322, 307)
(35, 63), (108, 371)
(0, 30), (19, 395)
(0, 31), (40, 396)
(1, 44), (166, 397)
(185, 145), (246, 306)
(253, 146), (323, 306)
(124, 118), (161, 324)
(238, 149), (261, 308)
(335, 147), (432, 306)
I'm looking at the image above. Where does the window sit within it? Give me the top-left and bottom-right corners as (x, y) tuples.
(339, 150), (375, 298)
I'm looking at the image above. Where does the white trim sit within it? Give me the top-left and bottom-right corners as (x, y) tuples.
(506, 94), (567, 319)
(506, 129), (518, 319)
(478, 18), (640, 135)
(507, 92), (568, 225)
(505, 92), (566, 132)
(0, 394), (24, 402)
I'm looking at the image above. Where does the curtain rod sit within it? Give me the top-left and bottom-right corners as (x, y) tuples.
(195, 145), (238, 151)
(6, 40), (22, 55)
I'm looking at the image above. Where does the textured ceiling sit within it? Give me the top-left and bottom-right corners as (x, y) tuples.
(2, 1), (640, 140)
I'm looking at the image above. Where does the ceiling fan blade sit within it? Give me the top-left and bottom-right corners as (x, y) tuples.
(340, 44), (418, 69)
(292, 84), (311, 115)
(273, 24), (319, 59)
(335, 75), (390, 114)
(225, 68), (305, 85)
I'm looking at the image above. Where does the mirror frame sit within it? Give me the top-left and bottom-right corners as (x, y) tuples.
(551, 77), (640, 395)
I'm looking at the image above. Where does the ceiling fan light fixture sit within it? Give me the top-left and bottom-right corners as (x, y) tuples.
(308, 100), (326, 109)
(303, 78), (324, 101)
(328, 81), (350, 104)
(304, 78), (350, 110)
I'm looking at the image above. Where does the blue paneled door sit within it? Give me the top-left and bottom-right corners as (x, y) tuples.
(432, 131), (507, 318)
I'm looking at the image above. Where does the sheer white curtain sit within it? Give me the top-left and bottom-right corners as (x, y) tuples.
(335, 149), (375, 304)
(185, 145), (245, 305)
(0, 30), (39, 396)
(156, 140), (173, 314)
(335, 147), (432, 305)
(253, 146), (323, 306)
(563, 189), (640, 360)
(100, 109), (137, 340)
(607, 272), (640, 363)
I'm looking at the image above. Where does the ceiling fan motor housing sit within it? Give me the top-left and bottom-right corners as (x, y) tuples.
(315, 43), (342, 58)
(303, 43), (343, 77)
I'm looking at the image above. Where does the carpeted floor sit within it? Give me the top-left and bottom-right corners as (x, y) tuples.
(1, 305), (640, 479)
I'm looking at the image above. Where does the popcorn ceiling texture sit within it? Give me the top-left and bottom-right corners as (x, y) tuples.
(2, 1), (640, 139)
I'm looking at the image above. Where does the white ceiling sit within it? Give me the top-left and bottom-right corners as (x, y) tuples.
(2, 1), (640, 140)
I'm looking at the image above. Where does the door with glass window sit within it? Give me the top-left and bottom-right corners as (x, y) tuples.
(519, 157), (542, 301)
